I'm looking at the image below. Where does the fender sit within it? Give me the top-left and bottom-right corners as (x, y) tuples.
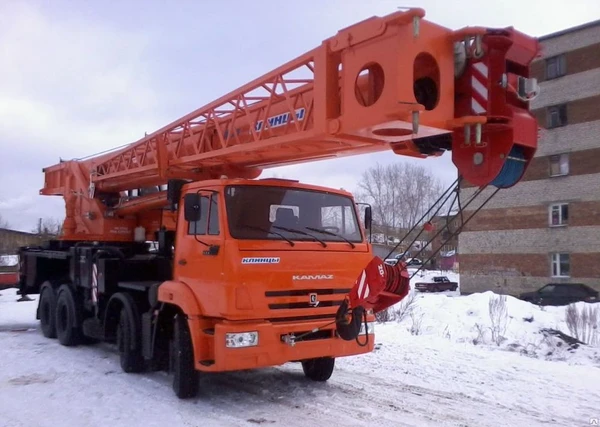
(157, 280), (204, 317)
(105, 292), (141, 351)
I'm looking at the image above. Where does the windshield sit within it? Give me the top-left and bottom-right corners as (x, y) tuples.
(224, 185), (363, 243)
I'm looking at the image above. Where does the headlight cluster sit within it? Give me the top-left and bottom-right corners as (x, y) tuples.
(225, 331), (259, 348)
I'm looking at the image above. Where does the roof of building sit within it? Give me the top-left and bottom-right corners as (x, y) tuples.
(539, 18), (600, 41)
(0, 228), (37, 237)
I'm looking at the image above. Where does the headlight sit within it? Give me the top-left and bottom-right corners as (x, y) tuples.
(225, 332), (259, 348)
(359, 321), (375, 335)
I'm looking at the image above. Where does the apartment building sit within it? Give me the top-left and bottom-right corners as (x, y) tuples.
(459, 19), (600, 295)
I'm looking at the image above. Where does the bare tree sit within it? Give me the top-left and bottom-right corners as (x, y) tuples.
(355, 162), (446, 239)
(0, 213), (9, 229)
(0, 214), (10, 257)
(33, 217), (63, 238)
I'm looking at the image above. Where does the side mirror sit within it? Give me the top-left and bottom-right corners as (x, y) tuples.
(184, 193), (201, 222)
(364, 206), (372, 229)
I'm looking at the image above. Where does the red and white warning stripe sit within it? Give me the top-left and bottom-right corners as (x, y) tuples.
(356, 270), (370, 299)
(471, 61), (489, 115)
(91, 263), (98, 304)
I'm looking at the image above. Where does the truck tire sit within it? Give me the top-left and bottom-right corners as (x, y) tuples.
(39, 284), (57, 339)
(55, 285), (81, 346)
(301, 357), (335, 381)
(116, 307), (145, 373)
(170, 313), (199, 399)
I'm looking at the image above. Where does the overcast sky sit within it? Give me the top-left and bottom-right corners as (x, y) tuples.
(1, 0), (598, 231)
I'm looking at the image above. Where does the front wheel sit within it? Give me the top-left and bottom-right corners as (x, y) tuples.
(301, 357), (335, 381)
(116, 307), (145, 373)
(170, 313), (199, 399)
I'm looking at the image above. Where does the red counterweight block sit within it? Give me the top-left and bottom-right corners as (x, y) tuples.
(348, 256), (411, 313)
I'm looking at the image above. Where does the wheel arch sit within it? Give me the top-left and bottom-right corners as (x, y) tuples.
(157, 280), (204, 316)
(156, 281), (206, 370)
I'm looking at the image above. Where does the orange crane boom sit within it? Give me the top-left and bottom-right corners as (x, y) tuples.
(40, 8), (539, 242)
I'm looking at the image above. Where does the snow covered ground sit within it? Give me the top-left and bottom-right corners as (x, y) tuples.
(1, 287), (599, 427)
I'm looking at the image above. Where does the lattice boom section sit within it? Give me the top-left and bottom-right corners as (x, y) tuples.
(94, 57), (316, 183)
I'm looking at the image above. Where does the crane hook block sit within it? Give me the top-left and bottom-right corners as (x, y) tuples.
(336, 257), (410, 340)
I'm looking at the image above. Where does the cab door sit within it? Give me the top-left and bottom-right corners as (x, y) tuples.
(174, 190), (224, 289)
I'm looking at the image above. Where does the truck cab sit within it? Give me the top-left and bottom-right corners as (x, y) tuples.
(165, 178), (375, 374)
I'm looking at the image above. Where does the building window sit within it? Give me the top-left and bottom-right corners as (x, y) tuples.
(545, 54), (566, 80)
(551, 253), (570, 277)
(549, 153), (569, 177)
(546, 104), (568, 128)
(549, 203), (568, 226)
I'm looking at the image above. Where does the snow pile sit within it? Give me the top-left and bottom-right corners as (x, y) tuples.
(382, 290), (600, 366)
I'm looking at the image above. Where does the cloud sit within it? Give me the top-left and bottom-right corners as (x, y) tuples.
(0, 2), (167, 229)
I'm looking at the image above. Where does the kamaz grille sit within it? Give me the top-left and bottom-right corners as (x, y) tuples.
(265, 288), (351, 310)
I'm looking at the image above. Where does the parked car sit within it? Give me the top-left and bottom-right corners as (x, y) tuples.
(402, 257), (423, 266)
(0, 272), (19, 291)
(384, 258), (398, 266)
(414, 276), (458, 292)
(519, 283), (599, 306)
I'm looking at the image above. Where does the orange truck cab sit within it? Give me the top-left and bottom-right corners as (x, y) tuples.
(162, 178), (376, 374)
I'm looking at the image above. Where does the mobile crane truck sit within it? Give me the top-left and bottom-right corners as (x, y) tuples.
(17, 8), (540, 398)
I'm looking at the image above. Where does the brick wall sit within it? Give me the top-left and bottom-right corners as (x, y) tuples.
(463, 201), (600, 232)
(460, 253), (600, 295)
(518, 147), (600, 182)
(532, 95), (600, 128)
(460, 275), (600, 295)
(531, 42), (600, 81)
(538, 24), (600, 57)
(530, 68), (600, 108)
(0, 229), (42, 255)
(535, 120), (600, 157)
(460, 174), (600, 211)
(460, 226), (600, 255)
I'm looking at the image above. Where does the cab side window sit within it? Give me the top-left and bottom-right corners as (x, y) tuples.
(188, 194), (220, 235)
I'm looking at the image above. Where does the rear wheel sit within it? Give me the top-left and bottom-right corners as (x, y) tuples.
(170, 313), (198, 399)
(55, 285), (81, 346)
(301, 357), (335, 381)
(39, 284), (57, 339)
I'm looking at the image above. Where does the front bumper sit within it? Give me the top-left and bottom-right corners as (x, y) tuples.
(192, 317), (375, 372)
